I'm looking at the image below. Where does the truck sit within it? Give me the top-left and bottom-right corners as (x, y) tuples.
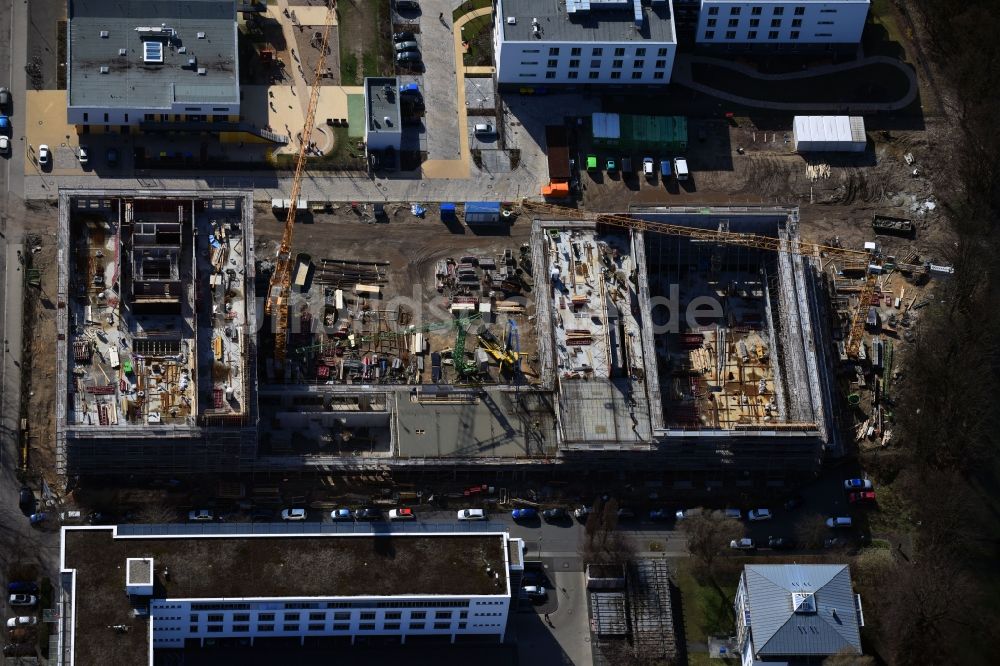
(108, 346), (120, 370)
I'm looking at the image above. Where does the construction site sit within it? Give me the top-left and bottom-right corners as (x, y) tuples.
(54, 191), (260, 477)
(45, 188), (939, 489)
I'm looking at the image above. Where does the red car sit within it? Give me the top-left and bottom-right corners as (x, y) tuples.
(849, 490), (876, 504)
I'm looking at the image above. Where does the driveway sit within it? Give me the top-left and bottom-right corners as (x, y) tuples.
(406, 0), (461, 161)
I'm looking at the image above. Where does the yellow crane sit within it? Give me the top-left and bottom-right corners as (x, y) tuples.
(265, 1), (337, 363)
(517, 200), (925, 359)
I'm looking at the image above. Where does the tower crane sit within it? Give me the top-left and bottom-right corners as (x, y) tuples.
(517, 200), (927, 359)
(265, 1), (337, 363)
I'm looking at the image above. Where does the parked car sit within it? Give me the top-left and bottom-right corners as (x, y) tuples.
(5, 617), (37, 629)
(573, 505), (592, 519)
(0, 135), (9, 154)
(542, 508), (568, 521)
(649, 508), (671, 521)
(824, 537), (847, 549)
(0, 115), (10, 132)
(849, 490), (877, 504)
(843, 478), (873, 491)
(37, 144), (50, 165)
(8, 595), (36, 607)
(394, 40), (419, 52)
(673, 157), (689, 180)
(78, 146), (89, 164)
(586, 155), (598, 171)
(399, 82), (421, 96)
(0, 87), (9, 113)
(395, 0), (420, 10)
(616, 507), (636, 520)
(748, 509), (773, 522)
(354, 507), (382, 521)
(6, 582), (38, 595)
(724, 508), (742, 520)
(457, 508), (486, 521)
(106, 148), (119, 166)
(330, 508), (352, 521)
(188, 509), (214, 521)
(605, 158), (617, 172)
(474, 123), (493, 136)
(511, 507), (537, 520)
(396, 51), (421, 65)
(643, 157), (655, 179)
(18, 486), (34, 514)
(522, 585), (547, 599)
(767, 536), (794, 550)
(675, 508), (702, 521)
(389, 508), (415, 520)
(280, 508), (307, 521)
(826, 516), (853, 529)
(730, 538), (755, 550)
(659, 159), (671, 178)
(28, 513), (49, 527)
(783, 495), (804, 510)
(393, 31), (415, 42)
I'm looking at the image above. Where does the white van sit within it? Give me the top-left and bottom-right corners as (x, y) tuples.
(474, 123), (494, 136)
(673, 157), (689, 180)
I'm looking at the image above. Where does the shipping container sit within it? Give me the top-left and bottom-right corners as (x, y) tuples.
(592, 113), (687, 151)
(545, 126), (571, 181)
(464, 201), (502, 225)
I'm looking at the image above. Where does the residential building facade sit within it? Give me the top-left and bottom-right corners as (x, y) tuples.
(67, 0), (241, 134)
(494, 0), (677, 87)
(59, 527), (525, 665)
(735, 564), (865, 666)
(695, 1), (870, 50)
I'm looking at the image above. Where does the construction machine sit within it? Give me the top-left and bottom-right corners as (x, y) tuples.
(517, 200), (931, 359)
(265, 1), (337, 363)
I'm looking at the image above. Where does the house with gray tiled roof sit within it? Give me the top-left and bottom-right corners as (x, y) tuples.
(735, 564), (865, 666)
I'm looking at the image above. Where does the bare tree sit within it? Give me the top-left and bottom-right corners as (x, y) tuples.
(795, 513), (829, 550)
(582, 498), (635, 565)
(678, 509), (744, 576)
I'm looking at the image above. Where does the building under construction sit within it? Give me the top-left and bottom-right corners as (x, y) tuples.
(55, 191), (259, 477)
(53, 198), (835, 489)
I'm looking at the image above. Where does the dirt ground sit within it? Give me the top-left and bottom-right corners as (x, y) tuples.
(17, 201), (62, 493)
(580, 116), (953, 263)
(254, 203), (540, 383)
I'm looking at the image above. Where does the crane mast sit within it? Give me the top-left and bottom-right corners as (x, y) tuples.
(265, 2), (337, 363)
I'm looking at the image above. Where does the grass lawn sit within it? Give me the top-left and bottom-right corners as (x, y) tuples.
(462, 14), (494, 67)
(271, 127), (364, 171)
(675, 559), (738, 646)
(692, 61), (912, 105)
(453, 0), (493, 21)
(337, 0), (392, 86)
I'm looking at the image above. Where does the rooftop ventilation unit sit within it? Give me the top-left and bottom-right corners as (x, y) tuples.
(118, 48), (127, 56)
(135, 24), (175, 38)
(143, 40), (164, 63)
(100, 30), (109, 38)
(99, 65), (109, 74)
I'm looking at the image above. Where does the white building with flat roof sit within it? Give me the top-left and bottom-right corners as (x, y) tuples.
(494, 0), (678, 86)
(696, 1), (869, 50)
(59, 526), (525, 665)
